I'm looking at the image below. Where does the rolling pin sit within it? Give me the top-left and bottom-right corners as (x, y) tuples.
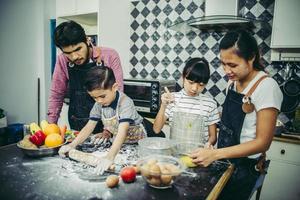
(68, 149), (101, 167)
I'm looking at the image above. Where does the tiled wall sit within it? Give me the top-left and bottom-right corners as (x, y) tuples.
(129, 0), (296, 126)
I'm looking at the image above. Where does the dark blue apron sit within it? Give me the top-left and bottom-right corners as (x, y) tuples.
(217, 84), (260, 200)
(67, 60), (105, 133)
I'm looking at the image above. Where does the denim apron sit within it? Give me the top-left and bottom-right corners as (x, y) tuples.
(101, 95), (146, 144)
(67, 59), (105, 133)
(217, 84), (260, 200)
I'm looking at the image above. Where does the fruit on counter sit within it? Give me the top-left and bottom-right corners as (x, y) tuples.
(29, 122), (41, 134)
(19, 135), (38, 149)
(29, 130), (46, 146)
(44, 124), (60, 136)
(60, 125), (67, 140)
(180, 155), (197, 168)
(106, 175), (119, 188)
(45, 133), (63, 147)
(120, 166), (136, 183)
(40, 120), (49, 132)
(65, 130), (79, 142)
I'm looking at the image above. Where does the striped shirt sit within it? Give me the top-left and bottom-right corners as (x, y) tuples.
(165, 89), (220, 139)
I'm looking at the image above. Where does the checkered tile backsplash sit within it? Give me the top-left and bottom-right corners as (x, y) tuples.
(129, 0), (297, 125)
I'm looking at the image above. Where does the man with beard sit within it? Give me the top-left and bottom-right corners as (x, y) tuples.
(48, 20), (123, 134)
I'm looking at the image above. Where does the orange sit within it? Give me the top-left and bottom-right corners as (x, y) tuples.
(44, 124), (60, 136)
(45, 133), (63, 147)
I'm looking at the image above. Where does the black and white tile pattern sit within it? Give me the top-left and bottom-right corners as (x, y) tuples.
(129, 0), (298, 126)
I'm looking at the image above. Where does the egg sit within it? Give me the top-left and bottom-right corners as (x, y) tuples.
(160, 168), (172, 185)
(149, 164), (161, 178)
(147, 177), (161, 186)
(140, 163), (150, 178)
(147, 158), (157, 166)
(105, 175), (119, 188)
(165, 163), (181, 176)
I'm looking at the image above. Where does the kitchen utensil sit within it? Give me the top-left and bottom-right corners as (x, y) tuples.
(17, 141), (67, 157)
(280, 91), (299, 113)
(282, 64), (300, 97)
(173, 141), (204, 157)
(138, 137), (175, 157)
(137, 155), (186, 189)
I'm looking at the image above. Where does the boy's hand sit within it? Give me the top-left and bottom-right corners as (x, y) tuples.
(94, 157), (113, 175)
(161, 87), (174, 106)
(58, 144), (74, 158)
(90, 129), (112, 145)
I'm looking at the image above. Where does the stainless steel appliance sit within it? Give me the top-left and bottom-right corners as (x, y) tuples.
(124, 79), (176, 118)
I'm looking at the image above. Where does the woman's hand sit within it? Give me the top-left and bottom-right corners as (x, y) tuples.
(190, 148), (217, 167)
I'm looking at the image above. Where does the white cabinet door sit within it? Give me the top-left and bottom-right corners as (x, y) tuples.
(76, 0), (99, 14)
(271, 0), (300, 48)
(56, 0), (76, 17)
(260, 141), (300, 199)
(261, 160), (300, 200)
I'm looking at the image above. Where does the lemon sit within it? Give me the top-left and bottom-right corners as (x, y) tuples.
(45, 133), (63, 147)
(180, 155), (197, 168)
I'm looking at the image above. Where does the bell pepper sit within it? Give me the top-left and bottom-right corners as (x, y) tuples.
(29, 130), (46, 146)
(29, 122), (41, 134)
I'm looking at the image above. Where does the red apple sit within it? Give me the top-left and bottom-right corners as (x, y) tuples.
(120, 166), (136, 183)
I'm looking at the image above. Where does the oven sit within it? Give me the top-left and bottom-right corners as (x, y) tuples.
(124, 79), (176, 118)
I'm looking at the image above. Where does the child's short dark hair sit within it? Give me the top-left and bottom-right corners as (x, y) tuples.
(183, 57), (210, 84)
(54, 20), (87, 49)
(84, 66), (116, 91)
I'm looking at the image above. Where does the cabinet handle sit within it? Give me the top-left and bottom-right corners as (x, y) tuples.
(280, 149), (285, 154)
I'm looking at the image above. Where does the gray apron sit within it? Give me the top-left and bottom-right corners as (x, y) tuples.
(170, 95), (206, 144)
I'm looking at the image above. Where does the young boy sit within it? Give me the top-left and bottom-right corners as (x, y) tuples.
(153, 57), (220, 147)
(59, 66), (146, 174)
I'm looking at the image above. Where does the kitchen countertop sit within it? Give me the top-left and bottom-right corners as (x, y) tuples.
(0, 143), (233, 200)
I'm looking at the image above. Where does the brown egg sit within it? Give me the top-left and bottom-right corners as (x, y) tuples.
(165, 163), (181, 176)
(147, 177), (161, 186)
(147, 158), (157, 166)
(149, 164), (161, 178)
(160, 168), (172, 185)
(105, 175), (119, 188)
(141, 164), (150, 178)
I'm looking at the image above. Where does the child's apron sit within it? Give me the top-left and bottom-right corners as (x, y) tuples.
(101, 95), (146, 144)
(170, 94), (206, 144)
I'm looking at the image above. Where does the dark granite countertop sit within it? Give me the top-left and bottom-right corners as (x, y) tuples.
(0, 143), (231, 200)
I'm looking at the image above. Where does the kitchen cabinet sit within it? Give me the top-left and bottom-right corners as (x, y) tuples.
(260, 140), (300, 199)
(56, 0), (99, 17)
(271, 0), (300, 48)
(56, 0), (99, 45)
(270, 0), (300, 61)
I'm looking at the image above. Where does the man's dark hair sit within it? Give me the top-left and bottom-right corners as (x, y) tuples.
(54, 20), (87, 49)
(84, 67), (116, 92)
(183, 57), (210, 84)
(219, 29), (264, 71)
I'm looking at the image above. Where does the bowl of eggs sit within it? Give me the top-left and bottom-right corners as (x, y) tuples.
(137, 155), (186, 189)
